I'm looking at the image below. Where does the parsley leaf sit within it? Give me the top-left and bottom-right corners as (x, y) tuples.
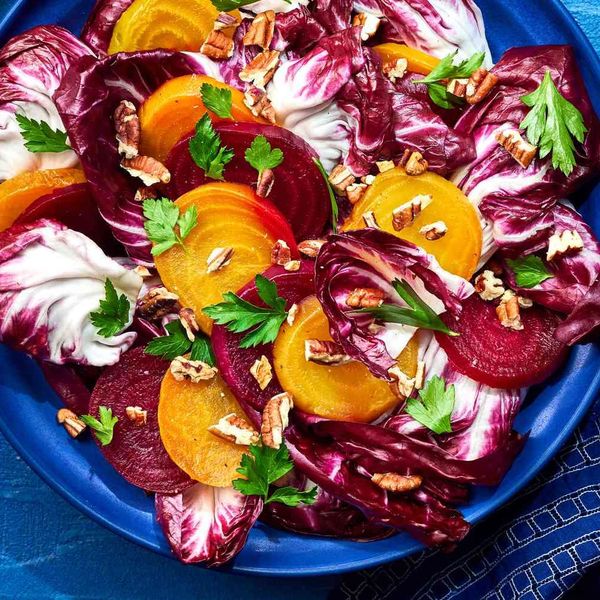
(233, 441), (317, 506)
(313, 157), (339, 233)
(211, 0), (290, 10)
(203, 274), (288, 348)
(145, 320), (215, 364)
(16, 114), (71, 153)
(80, 406), (118, 446)
(143, 198), (197, 256)
(200, 83), (233, 119)
(414, 51), (486, 109)
(520, 71), (588, 176)
(245, 135), (284, 176)
(506, 255), (554, 289)
(353, 279), (458, 336)
(89, 279), (131, 338)
(189, 113), (234, 180)
(406, 375), (455, 434)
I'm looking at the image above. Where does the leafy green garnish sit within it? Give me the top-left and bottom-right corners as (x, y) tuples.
(313, 158), (339, 233)
(210, 0), (289, 10)
(142, 197), (197, 256)
(520, 71), (588, 176)
(80, 406), (118, 446)
(354, 279), (458, 336)
(89, 279), (131, 338)
(406, 375), (455, 434)
(16, 114), (71, 153)
(233, 441), (317, 507)
(189, 113), (234, 180)
(145, 320), (215, 363)
(203, 274), (288, 348)
(506, 255), (554, 289)
(245, 135), (284, 177)
(200, 83), (233, 119)
(414, 51), (486, 109)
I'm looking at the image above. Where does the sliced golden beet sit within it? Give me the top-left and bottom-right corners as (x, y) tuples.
(273, 295), (418, 422)
(373, 43), (440, 75)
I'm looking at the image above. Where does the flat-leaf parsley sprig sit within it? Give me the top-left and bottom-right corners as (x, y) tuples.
(189, 113), (234, 180)
(405, 375), (455, 434)
(90, 279), (131, 338)
(506, 255), (554, 289)
(200, 83), (233, 119)
(245, 135), (284, 177)
(145, 320), (216, 363)
(143, 197), (198, 256)
(211, 0), (290, 10)
(17, 114), (72, 153)
(80, 406), (118, 446)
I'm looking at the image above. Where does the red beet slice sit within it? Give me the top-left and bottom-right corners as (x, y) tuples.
(16, 183), (122, 255)
(88, 347), (193, 493)
(435, 294), (568, 389)
(211, 262), (315, 424)
(164, 122), (331, 240)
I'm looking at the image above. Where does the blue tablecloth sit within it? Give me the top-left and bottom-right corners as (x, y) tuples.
(0, 2), (598, 599)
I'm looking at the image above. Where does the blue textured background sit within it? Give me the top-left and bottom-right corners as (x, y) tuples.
(0, 2), (598, 599)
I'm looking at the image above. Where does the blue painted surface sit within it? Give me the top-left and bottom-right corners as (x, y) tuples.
(0, 0), (598, 597)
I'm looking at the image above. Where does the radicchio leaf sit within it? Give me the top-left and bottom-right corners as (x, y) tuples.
(81, 0), (134, 56)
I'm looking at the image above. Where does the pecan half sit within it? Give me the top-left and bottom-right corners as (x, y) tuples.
(496, 290), (523, 331)
(214, 12), (241, 32)
(134, 186), (158, 202)
(283, 260), (301, 272)
(392, 194), (432, 231)
(250, 355), (273, 390)
(244, 86), (276, 123)
(298, 239), (325, 258)
(271, 239), (292, 266)
(547, 230), (584, 262)
(362, 211), (380, 229)
(328, 164), (355, 195)
(304, 339), (353, 366)
(382, 58), (408, 84)
(446, 78), (469, 98)
(403, 151), (428, 176)
(179, 307), (200, 342)
(170, 356), (218, 383)
(209, 413), (259, 445)
(125, 405), (147, 426)
(256, 168), (275, 197)
(466, 68), (499, 105)
(200, 29), (234, 60)
(346, 182), (368, 205)
(114, 100), (140, 159)
(419, 221), (447, 241)
(495, 128), (537, 168)
(352, 12), (380, 41)
(346, 287), (385, 308)
(240, 50), (280, 89)
(388, 366), (416, 399)
(206, 246), (234, 273)
(286, 303), (299, 326)
(261, 392), (293, 449)
(371, 472), (423, 493)
(138, 286), (180, 321)
(121, 156), (171, 186)
(243, 10), (275, 49)
(474, 270), (505, 301)
(56, 408), (86, 438)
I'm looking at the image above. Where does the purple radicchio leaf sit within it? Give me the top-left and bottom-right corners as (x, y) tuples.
(309, 0), (353, 34)
(80, 0), (134, 56)
(555, 277), (600, 345)
(155, 483), (263, 567)
(272, 7), (328, 55)
(315, 229), (473, 380)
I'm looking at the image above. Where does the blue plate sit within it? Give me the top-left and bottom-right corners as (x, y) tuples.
(0, 0), (599, 577)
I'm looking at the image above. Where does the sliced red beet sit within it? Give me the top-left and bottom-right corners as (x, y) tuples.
(16, 183), (122, 255)
(435, 294), (568, 389)
(88, 347), (193, 493)
(211, 262), (315, 424)
(164, 122), (331, 240)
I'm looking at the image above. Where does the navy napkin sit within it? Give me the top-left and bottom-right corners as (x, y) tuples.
(332, 396), (600, 600)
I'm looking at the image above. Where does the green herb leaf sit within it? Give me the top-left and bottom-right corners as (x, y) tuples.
(210, 0), (289, 10)
(145, 320), (215, 364)
(520, 71), (587, 176)
(414, 51), (486, 109)
(89, 279), (131, 338)
(190, 334), (216, 365)
(203, 274), (288, 348)
(405, 375), (455, 434)
(353, 278), (458, 336)
(232, 441), (317, 507)
(506, 255), (554, 289)
(189, 113), (234, 180)
(80, 406), (118, 446)
(313, 157), (339, 233)
(143, 198), (197, 256)
(245, 135), (284, 176)
(16, 114), (71, 153)
(200, 83), (233, 119)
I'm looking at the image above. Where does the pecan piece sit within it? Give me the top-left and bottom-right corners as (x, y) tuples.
(261, 392), (293, 449)
(121, 156), (171, 186)
(206, 246), (234, 273)
(283, 260), (301, 272)
(328, 164), (355, 195)
(446, 78), (469, 98)
(125, 405), (147, 426)
(209, 413), (259, 446)
(179, 307), (200, 342)
(404, 151), (428, 176)
(346, 287), (385, 309)
(371, 472), (423, 493)
(392, 194), (432, 231)
(304, 339), (353, 366)
(474, 270), (505, 301)
(240, 50), (280, 89)
(134, 186), (157, 202)
(244, 86), (276, 123)
(362, 211), (380, 229)
(495, 128), (537, 168)
(414, 360), (426, 391)
(170, 356), (218, 383)
(243, 10), (275, 49)
(388, 366), (416, 399)
(547, 230), (584, 262)
(256, 168), (275, 197)
(250, 355), (273, 390)
(419, 221), (447, 241)
(133, 265), (152, 278)
(138, 286), (180, 321)
(114, 100), (140, 159)
(271, 239), (292, 266)
(286, 303), (299, 326)
(376, 160), (395, 173)
(56, 408), (86, 438)
(466, 68), (499, 105)
(298, 239), (325, 258)
(382, 58), (408, 84)
(496, 290), (523, 331)
(200, 29), (234, 59)
(346, 182), (368, 205)
(352, 13), (380, 41)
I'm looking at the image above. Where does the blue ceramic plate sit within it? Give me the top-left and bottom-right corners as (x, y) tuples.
(0, 0), (599, 577)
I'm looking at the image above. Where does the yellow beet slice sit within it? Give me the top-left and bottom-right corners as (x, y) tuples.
(373, 43), (440, 75)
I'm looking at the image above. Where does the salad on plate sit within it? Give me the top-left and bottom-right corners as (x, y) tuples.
(1, 0), (599, 567)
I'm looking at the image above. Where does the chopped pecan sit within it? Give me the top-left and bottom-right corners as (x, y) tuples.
(446, 78), (469, 98)
(138, 286), (180, 321)
(352, 12), (381, 41)
(404, 151), (428, 176)
(362, 210), (380, 229)
(361, 174), (376, 185)
(121, 156), (171, 186)
(388, 365), (416, 399)
(495, 128), (537, 168)
(304, 339), (353, 366)
(125, 405), (147, 426)
(133, 265), (152, 278)
(414, 360), (426, 391)
(244, 86), (276, 123)
(200, 29), (234, 59)
(134, 186), (157, 202)
(346, 287), (385, 309)
(250, 355), (273, 390)
(328, 164), (355, 195)
(179, 307), (200, 342)
(419, 220), (447, 241)
(243, 10), (275, 48)
(518, 296), (534, 309)
(376, 160), (395, 173)
(283, 260), (301, 272)
(346, 182), (368, 205)
(208, 413), (259, 445)
(114, 100), (140, 159)
(474, 270), (505, 301)
(466, 68), (499, 105)
(547, 230), (584, 262)
(56, 408), (86, 438)
(371, 472), (423, 493)
(214, 12), (241, 32)
(298, 239), (325, 258)
(256, 168), (275, 197)
(382, 58), (408, 83)
(206, 246), (234, 273)
(496, 290), (523, 331)
(170, 356), (218, 383)
(271, 239), (292, 266)
(240, 49), (280, 89)
(261, 392), (293, 449)
(286, 303), (299, 326)
(392, 194), (432, 231)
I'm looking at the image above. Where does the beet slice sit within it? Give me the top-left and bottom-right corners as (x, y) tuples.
(16, 183), (122, 255)
(435, 294), (568, 389)
(164, 122), (331, 240)
(88, 347), (193, 493)
(211, 262), (315, 423)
